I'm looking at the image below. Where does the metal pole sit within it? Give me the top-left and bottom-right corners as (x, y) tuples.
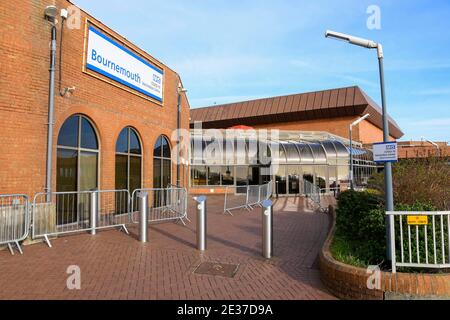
(275, 181), (279, 199)
(176, 89), (181, 187)
(194, 196), (207, 251)
(261, 199), (273, 259)
(45, 26), (57, 202)
(90, 190), (98, 235)
(139, 192), (148, 243)
(378, 45), (394, 261)
(349, 126), (354, 190)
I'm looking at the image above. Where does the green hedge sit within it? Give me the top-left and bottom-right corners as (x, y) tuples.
(333, 190), (440, 268)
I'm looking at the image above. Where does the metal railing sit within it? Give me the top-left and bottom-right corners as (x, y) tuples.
(131, 187), (188, 225)
(387, 211), (450, 273)
(0, 194), (30, 255)
(223, 182), (273, 215)
(32, 189), (130, 247)
(304, 180), (328, 213)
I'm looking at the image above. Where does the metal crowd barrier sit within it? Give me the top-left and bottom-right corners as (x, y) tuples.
(0, 194), (30, 255)
(304, 180), (328, 213)
(131, 187), (188, 225)
(223, 182), (273, 215)
(387, 211), (450, 273)
(32, 189), (130, 247)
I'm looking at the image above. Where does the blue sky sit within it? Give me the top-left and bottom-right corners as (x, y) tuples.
(74, 0), (450, 141)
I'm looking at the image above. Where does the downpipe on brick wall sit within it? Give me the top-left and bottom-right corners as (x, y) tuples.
(45, 25), (57, 202)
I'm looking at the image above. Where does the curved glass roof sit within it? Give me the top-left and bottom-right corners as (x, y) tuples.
(190, 135), (368, 166)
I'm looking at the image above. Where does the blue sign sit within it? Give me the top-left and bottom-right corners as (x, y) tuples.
(86, 26), (164, 102)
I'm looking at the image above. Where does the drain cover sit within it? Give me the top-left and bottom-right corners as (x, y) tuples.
(194, 262), (239, 278)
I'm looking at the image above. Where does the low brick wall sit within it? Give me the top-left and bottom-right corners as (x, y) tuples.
(319, 206), (450, 300)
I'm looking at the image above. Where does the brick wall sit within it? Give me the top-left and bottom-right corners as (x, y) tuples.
(0, 0), (190, 197)
(251, 117), (396, 144)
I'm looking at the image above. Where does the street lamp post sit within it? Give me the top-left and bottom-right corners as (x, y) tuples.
(325, 30), (394, 261)
(421, 136), (441, 157)
(349, 114), (370, 190)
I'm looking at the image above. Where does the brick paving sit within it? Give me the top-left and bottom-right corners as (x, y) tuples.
(0, 196), (336, 300)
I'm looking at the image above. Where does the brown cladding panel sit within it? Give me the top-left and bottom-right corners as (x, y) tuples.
(337, 88), (347, 107)
(244, 100), (255, 118)
(299, 93), (307, 111)
(277, 96), (288, 114)
(272, 97), (281, 114)
(353, 87), (368, 105)
(329, 90), (338, 108)
(264, 98), (274, 115)
(284, 95), (293, 113)
(256, 99), (267, 116)
(291, 94), (301, 112)
(345, 86), (356, 115)
(305, 93), (315, 111)
(322, 90), (331, 109)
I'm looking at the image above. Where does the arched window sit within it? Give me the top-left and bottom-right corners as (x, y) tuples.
(57, 115), (99, 193)
(153, 135), (171, 188)
(115, 127), (142, 194)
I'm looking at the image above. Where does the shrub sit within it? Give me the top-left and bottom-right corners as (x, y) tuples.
(334, 190), (386, 265)
(368, 157), (450, 210)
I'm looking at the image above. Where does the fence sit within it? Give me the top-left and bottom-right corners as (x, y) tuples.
(32, 189), (130, 247)
(223, 182), (273, 215)
(387, 211), (450, 273)
(304, 180), (329, 213)
(0, 194), (30, 255)
(131, 187), (188, 225)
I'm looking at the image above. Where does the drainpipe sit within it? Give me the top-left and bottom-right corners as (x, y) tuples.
(46, 25), (57, 201)
(176, 87), (181, 187)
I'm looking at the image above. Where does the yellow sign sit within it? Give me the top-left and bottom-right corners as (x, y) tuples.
(407, 215), (429, 225)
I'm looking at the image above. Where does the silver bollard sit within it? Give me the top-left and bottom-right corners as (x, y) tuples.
(193, 196), (207, 251)
(138, 191), (149, 243)
(90, 190), (98, 235)
(261, 199), (273, 259)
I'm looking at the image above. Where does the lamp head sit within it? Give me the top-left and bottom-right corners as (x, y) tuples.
(325, 30), (378, 49)
(44, 5), (58, 23)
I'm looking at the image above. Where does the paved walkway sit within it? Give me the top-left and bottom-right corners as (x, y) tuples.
(0, 196), (336, 300)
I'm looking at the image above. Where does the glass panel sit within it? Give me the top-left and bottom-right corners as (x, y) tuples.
(57, 148), (77, 192)
(80, 117), (98, 150)
(207, 166), (221, 186)
(302, 165), (314, 189)
(129, 156), (141, 192)
(154, 136), (162, 158)
(153, 159), (161, 188)
(79, 151), (98, 221)
(275, 165), (287, 195)
(221, 166), (234, 185)
(79, 151), (98, 191)
(129, 129), (141, 154)
(297, 144), (314, 164)
(284, 144), (301, 164)
(235, 166), (248, 193)
(162, 136), (171, 158)
(248, 166), (260, 185)
(115, 155), (128, 190)
(115, 154), (128, 214)
(309, 144), (327, 164)
(163, 159), (171, 188)
(191, 166), (207, 186)
(315, 165), (328, 192)
(57, 115), (78, 148)
(288, 165), (300, 195)
(328, 165), (338, 189)
(116, 128), (128, 153)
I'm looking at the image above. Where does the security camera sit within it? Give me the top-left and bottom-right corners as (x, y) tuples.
(60, 86), (76, 97)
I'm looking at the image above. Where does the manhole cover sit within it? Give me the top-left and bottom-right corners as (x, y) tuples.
(193, 262), (239, 278)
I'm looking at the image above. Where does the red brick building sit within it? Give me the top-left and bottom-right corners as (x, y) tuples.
(0, 0), (190, 197)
